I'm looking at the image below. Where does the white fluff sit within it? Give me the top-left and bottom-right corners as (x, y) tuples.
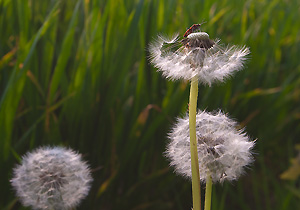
(11, 146), (93, 210)
(165, 110), (255, 183)
(149, 33), (250, 86)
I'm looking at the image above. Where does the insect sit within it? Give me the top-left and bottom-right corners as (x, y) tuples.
(183, 24), (202, 37)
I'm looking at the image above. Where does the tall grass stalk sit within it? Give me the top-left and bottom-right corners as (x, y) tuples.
(204, 174), (212, 210)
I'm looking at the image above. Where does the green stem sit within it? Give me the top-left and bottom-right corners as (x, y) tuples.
(189, 76), (201, 210)
(204, 174), (212, 210)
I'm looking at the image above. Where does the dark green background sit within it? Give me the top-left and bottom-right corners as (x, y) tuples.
(0, 0), (299, 209)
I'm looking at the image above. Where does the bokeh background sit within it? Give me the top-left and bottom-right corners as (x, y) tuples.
(1, 0), (300, 209)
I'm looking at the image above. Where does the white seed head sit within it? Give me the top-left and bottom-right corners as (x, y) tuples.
(149, 32), (250, 86)
(165, 110), (255, 183)
(11, 146), (93, 210)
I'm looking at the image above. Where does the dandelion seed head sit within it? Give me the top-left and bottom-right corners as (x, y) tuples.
(11, 146), (93, 210)
(149, 28), (250, 86)
(165, 110), (255, 183)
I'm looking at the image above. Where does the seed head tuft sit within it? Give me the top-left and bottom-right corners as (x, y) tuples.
(11, 146), (93, 210)
(149, 29), (250, 86)
(165, 110), (255, 183)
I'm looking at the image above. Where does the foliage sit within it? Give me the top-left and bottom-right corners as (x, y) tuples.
(0, 0), (300, 209)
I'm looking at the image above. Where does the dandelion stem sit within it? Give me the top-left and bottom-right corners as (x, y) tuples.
(204, 173), (212, 210)
(189, 76), (201, 210)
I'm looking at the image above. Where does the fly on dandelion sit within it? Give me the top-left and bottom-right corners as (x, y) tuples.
(183, 23), (202, 37)
(149, 23), (250, 85)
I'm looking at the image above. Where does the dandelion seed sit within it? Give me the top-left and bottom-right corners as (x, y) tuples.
(149, 27), (250, 86)
(11, 146), (93, 210)
(165, 110), (255, 183)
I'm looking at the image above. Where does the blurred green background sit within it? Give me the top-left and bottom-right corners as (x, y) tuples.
(1, 0), (300, 209)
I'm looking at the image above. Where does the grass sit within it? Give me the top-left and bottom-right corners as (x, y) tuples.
(0, 0), (300, 209)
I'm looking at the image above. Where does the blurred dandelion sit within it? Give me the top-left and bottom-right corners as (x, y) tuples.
(11, 146), (93, 210)
(166, 110), (255, 183)
(149, 30), (250, 86)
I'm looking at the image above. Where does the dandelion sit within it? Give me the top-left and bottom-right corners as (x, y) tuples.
(166, 110), (255, 183)
(11, 146), (93, 210)
(150, 24), (252, 210)
(149, 29), (250, 86)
